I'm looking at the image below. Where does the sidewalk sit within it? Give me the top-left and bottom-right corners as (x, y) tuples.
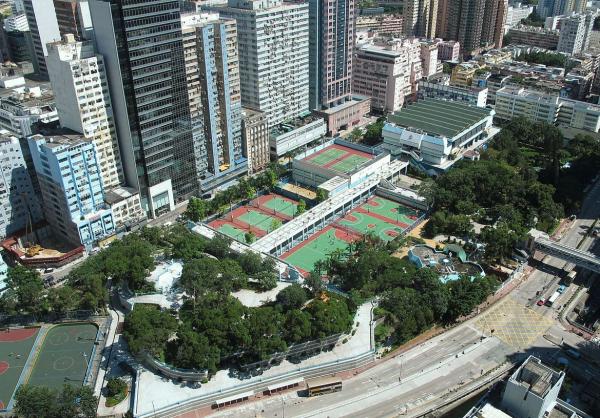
(96, 302), (128, 417)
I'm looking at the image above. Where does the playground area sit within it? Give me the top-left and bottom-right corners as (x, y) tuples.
(27, 323), (98, 391)
(0, 327), (40, 410)
(300, 144), (374, 174)
(281, 225), (360, 276)
(208, 193), (299, 244)
(336, 196), (422, 241)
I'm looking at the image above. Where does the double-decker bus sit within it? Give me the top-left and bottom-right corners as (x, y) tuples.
(306, 376), (342, 397)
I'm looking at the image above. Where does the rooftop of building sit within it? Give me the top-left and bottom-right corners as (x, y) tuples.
(511, 356), (563, 398)
(105, 186), (139, 205)
(387, 99), (492, 138)
(270, 112), (322, 138)
(0, 80), (54, 107)
(509, 24), (560, 34)
(30, 132), (90, 149)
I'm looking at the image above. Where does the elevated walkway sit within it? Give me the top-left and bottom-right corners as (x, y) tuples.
(529, 229), (600, 273)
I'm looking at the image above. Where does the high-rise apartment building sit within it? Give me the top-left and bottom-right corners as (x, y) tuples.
(180, 13), (247, 192)
(3, 14), (28, 32)
(205, 0), (310, 126)
(241, 107), (270, 173)
(442, 0), (506, 55)
(0, 132), (43, 238)
(46, 34), (122, 189)
(538, 0), (585, 19)
(404, 0), (437, 38)
(89, 0), (200, 217)
(53, 0), (93, 40)
(23, 0), (61, 78)
(420, 42), (438, 77)
(352, 38), (422, 113)
(435, 39), (460, 61)
(557, 13), (595, 55)
(28, 133), (115, 247)
(308, 0), (354, 110)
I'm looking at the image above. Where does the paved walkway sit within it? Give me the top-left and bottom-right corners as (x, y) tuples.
(96, 297), (129, 417)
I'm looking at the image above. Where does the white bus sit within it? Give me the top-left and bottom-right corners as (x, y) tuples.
(546, 291), (560, 307)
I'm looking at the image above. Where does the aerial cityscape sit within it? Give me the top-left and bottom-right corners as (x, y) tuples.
(0, 0), (599, 417)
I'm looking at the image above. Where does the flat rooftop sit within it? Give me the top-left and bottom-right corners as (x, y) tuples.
(299, 143), (374, 174)
(387, 99), (491, 139)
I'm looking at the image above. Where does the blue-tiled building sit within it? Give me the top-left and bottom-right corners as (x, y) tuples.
(27, 133), (114, 248)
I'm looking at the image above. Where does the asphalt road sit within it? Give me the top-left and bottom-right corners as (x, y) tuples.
(210, 326), (513, 418)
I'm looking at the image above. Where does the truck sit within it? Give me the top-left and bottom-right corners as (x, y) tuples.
(546, 291), (560, 307)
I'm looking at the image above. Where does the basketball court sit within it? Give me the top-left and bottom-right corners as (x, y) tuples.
(281, 225), (360, 276)
(0, 327), (39, 410)
(27, 323), (98, 390)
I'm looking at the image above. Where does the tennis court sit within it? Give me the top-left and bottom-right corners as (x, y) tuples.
(212, 221), (251, 242)
(0, 327), (40, 410)
(303, 144), (374, 174)
(281, 225), (360, 276)
(27, 323), (97, 390)
(337, 211), (403, 242)
(208, 193), (299, 243)
(256, 194), (298, 218)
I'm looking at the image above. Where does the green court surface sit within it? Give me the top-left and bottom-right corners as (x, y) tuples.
(339, 212), (402, 242)
(217, 223), (248, 242)
(283, 227), (353, 274)
(330, 155), (370, 173)
(308, 148), (346, 166)
(238, 210), (280, 232)
(364, 197), (419, 224)
(27, 323), (97, 390)
(0, 328), (39, 410)
(262, 196), (298, 217)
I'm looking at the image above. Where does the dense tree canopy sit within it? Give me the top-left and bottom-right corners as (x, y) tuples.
(14, 384), (97, 418)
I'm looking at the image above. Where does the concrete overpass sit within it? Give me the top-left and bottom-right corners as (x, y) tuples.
(529, 229), (600, 274)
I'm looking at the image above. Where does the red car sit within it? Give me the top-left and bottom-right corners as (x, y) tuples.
(537, 299), (545, 306)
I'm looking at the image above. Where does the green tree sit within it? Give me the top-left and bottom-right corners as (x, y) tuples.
(315, 188), (328, 203)
(480, 223), (519, 263)
(363, 117), (385, 145)
(14, 384), (97, 418)
(219, 258), (248, 290)
(205, 235), (231, 258)
(238, 251), (263, 275)
(296, 199), (306, 216)
(349, 128), (362, 142)
(5, 266), (44, 314)
(275, 283), (308, 310)
(185, 197), (207, 222)
(106, 377), (127, 397)
(123, 304), (177, 357)
(254, 271), (278, 291)
(304, 272), (325, 295)
(47, 285), (77, 314)
(306, 297), (353, 339)
(180, 257), (228, 299)
(283, 309), (312, 343)
(244, 231), (256, 244)
(168, 325), (220, 374)
(270, 218), (282, 231)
